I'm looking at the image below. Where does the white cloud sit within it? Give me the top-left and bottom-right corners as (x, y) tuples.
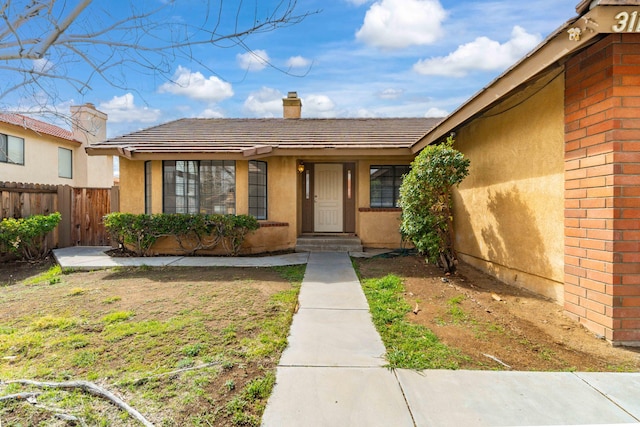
(413, 26), (541, 77)
(198, 108), (225, 118)
(237, 50), (270, 72)
(243, 87), (285, 117)
(425, 107), (448, 117)
(32, 58), (54, 73)
(303, 95), (336, 118)
(286, 56), (311, 69)
(99, 93), (162, 123)
(377, 88), (405, 100)
(346, 0), (370, 5)
(158, 66), (234, 102)
(356, 0), (447, 49)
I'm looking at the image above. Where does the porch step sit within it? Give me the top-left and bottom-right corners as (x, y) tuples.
(295, 236), (363, 253)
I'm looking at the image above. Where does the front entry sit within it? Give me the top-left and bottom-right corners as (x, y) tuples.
(314, 164), (343, 232)
(301, 162), (355, 234)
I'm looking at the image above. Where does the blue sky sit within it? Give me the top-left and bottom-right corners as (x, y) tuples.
(5, 0), (580, 137)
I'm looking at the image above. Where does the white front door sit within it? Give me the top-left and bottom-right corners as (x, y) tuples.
(314, 164), (343, 232)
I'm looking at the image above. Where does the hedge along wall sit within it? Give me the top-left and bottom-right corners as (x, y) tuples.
(564, 33), (640, 346)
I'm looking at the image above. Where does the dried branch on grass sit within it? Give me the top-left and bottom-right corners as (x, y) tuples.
(4, 380), (154, 427)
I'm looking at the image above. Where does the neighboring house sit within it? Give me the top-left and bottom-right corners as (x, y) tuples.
(0, 103), (113, 188)
(88, 0), (640, 346)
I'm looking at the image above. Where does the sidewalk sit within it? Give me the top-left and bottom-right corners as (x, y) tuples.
(53, 248), (640, 426)
(261, 252), (640, 427)
(52, 246), (310, 269)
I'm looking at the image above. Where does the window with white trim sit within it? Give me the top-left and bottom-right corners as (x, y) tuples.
(58, 147), (73, 179)
(0, 133), (25, 165)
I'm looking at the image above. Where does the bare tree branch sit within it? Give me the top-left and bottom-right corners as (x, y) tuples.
(0, 0), (318, 113)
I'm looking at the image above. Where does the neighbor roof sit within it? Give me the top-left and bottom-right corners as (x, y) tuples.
(87, 118), (441, 159)
(0, 113), (78, 143)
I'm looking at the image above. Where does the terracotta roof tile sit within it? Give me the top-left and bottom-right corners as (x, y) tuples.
(0, 113), (78, 143)
(90, 118), (441, 156)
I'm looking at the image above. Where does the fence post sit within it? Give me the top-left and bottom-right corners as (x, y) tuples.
(57, 185), (72, 248)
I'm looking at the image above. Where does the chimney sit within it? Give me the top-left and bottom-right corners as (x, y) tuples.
(283, 92), (302, 119)
(70, 102), (108, 145)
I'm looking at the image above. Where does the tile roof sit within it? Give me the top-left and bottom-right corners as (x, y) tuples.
(89, 117), (441, 157)
(0, 113), (78, 143)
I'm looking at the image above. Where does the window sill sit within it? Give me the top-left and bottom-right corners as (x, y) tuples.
(359, 207), (402, 212)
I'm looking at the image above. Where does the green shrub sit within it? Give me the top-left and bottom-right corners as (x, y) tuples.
(0, 212), (62, 260)
(103, 213), (259, 256)
(399, 137), (469, 273)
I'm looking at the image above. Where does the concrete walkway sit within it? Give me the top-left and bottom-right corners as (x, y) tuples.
(52, 246), (310, 269)
(262, 252), (640, 427)
(53, 248), (640, 426)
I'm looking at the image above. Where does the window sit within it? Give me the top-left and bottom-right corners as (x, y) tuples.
(248, 160), (267, 220)
(144, 161), (152, 214)
(163, 160), (235, 214)
(58, 147), (73, 179)
(370, 165), (409, 208)
(0, 133), (25, 165)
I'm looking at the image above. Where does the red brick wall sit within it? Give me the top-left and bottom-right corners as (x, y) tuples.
(564, 33), (640, 345)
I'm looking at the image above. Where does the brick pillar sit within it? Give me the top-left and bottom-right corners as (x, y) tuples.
(564, 33), (640, 346)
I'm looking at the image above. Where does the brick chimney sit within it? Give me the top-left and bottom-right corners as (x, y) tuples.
(283, 92), (302, 119)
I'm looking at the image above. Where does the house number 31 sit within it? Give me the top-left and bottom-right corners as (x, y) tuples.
(613, 11), (640, 32)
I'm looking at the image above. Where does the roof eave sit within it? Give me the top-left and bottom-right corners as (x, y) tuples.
(412, 8), (606, 153)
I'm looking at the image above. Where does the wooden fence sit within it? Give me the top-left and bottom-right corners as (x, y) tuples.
(0, 182), (119, 248)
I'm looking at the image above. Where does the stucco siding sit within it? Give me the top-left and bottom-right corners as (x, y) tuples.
(119, 158), (145, 214)
(453, 74), (565, 301)
(0, 128), (81, 186)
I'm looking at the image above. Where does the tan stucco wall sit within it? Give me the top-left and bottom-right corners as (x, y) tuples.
(0, 123), (113, 188)
(453, 74), (565, 301)
(356, 159), (412, 249)
(119, 157), (299, 251)
(119, 158), (145, 214)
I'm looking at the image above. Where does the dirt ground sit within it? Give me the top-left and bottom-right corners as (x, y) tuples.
(0, 259), (300, 426)
(355, 254), (640, 372)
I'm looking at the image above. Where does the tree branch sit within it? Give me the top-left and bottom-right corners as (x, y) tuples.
(5, 379), (154, 427)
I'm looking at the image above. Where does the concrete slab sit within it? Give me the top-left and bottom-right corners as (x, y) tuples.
(53, 246), (181, 269)
(53, 246), (309, 269)
(396, 369), (640, 427)
(261, 367), (414, 427)
(169, 252), (309, 267)
(304, 252), (359, 284)
(298, 280), (369, 310)
(279, 308), (386, 367)
(576, 372), (640, 420)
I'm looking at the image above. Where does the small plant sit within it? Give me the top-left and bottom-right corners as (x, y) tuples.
(23, 264), (63, 286)
(224, 379), (236, 391)
(446, 295), (467, 323)
(101, 311), (134, 324)
(181, 343), (205, 357)
(67, 287), (87, 296)
(102, 296), (122, 304)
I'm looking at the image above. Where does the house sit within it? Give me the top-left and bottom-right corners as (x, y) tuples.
(86, 94), (439, 254)
(88, 0), (640, 346)
(0, 103), (113, 188)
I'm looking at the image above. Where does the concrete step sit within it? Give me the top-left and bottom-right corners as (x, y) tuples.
(295, 236), (363, 253)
